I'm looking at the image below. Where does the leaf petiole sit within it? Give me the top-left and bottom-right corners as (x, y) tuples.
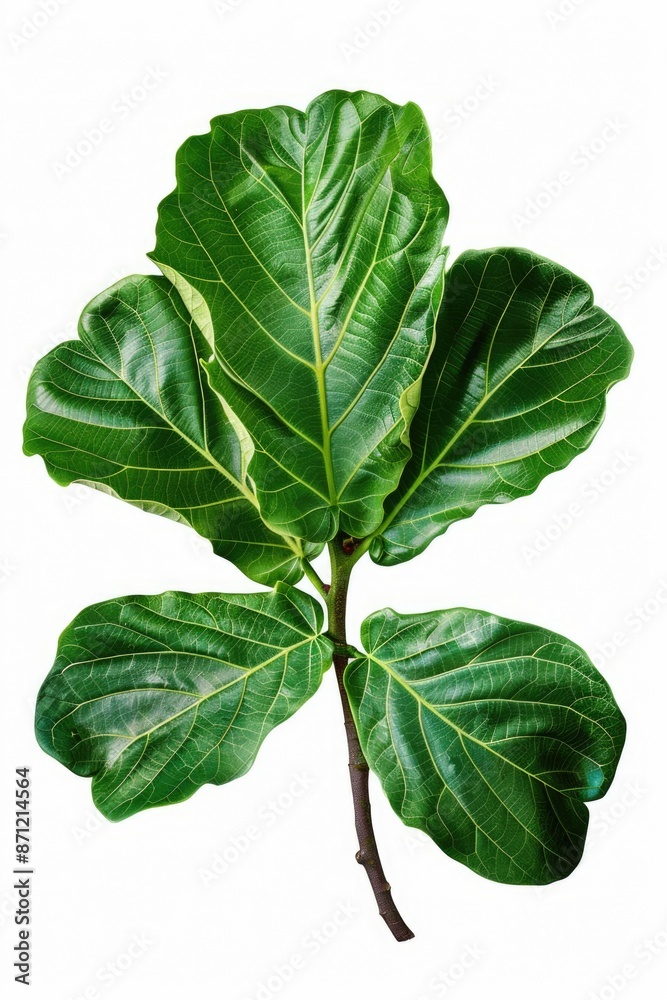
(299, 558), (329, 599)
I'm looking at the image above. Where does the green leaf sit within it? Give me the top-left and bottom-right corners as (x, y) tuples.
(150, 89), (448, 543)
(345, 607), (625, 885)
(23, 274), (319, 586)
(371, 248), (633, 565)
(35, 583), (332, 820)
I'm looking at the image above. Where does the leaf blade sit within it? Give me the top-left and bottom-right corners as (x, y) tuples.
(150, 89), (449, 542)
(35, 584), (332, 820)
(371, 248), (633, 565)
(23, 274), (317, 586)
(345, 606), (625, 884)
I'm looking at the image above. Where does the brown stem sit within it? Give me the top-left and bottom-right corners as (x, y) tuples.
(327, 539), (414, 942)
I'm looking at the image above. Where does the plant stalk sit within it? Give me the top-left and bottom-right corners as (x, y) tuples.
(326, 538), (414, 942)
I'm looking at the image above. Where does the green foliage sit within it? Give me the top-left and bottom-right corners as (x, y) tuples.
(36, 585), (330, 820)
(345, 607), (625, 884)
(149, 90), (449, 542)
(369, 247), (632, 565)
(25, 90), (632, 934)
(23, 274), (318, 586)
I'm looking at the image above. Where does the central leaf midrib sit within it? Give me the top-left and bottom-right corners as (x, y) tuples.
(297, 110), (413, 511)
(372, 279), (602, 541)
(301, 148), (337, 506)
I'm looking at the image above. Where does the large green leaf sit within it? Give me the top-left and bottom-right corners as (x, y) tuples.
(345, 607), (625, 884)
(35, 583), (332, 820)
(150, 89), (448, 543)
(371, 248), (633, 565)
(23, 274), (317, 586)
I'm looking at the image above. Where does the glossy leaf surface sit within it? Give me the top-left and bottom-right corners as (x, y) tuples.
(372, 248), (633, 565)
(36, 584), (332, 820)
(23, 274), (316, 586)
(150, 89), (449, 542)
(345, 606), (625, 884)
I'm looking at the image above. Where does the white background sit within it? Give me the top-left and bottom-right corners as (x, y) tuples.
(1, 1), (665, 998)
